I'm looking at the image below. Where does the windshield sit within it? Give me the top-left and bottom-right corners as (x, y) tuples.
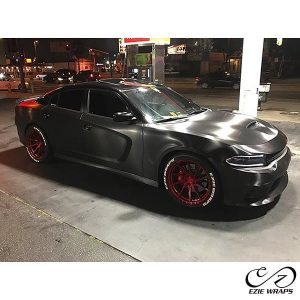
(123, 86), (202, 122)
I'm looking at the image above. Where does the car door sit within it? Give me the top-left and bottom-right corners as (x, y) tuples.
(80, 88), (144, 177)
(39, 88), (87, 159)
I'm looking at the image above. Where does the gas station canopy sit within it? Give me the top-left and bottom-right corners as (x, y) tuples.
(121, 38), (170, 45)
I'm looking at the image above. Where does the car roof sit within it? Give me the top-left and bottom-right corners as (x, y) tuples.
(57, 79), (162, 92)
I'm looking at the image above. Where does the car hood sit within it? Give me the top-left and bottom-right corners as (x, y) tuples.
(150, 109), (281, 146)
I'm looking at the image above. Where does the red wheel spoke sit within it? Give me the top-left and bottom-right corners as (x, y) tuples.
(173, 181), (182, 186)
(195, 183), (208, 193)
(188, 185), (192, 201)
(194, 175), (208, 182)
(30, 142), (40, 147)
(179, 183), (188, 195)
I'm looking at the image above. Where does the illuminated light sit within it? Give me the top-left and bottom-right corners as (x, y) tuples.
(18, 99), (41, 109)
(26, 58), (32, 63)
(137, 87), (148, 92)
(58, 77), (63, 81)
(276, 38), (283, 46)
(122, 38), (170, 45)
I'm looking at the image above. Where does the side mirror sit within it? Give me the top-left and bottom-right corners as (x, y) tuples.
(113, 111), (137, 122)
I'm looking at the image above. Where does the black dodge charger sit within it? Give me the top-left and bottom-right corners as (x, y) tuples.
(15, 80), (291, 208)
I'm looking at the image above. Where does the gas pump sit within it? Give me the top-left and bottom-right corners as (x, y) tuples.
(127, 52), (152, 82)
(127, 65), (152, 82)
(121, 38), (170, 84)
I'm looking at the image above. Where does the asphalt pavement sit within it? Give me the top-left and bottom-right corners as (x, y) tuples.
(0, 185), (137, 261)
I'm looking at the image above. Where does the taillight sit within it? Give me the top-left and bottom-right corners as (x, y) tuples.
(90, 74), (94, 78)
(17, 99), (41, 109)
(195, 77), (200, 81)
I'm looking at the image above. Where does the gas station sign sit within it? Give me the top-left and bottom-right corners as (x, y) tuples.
(121, 38), (170, 45)
(167, 44), (186, 54)
(118, 39), (126, 53)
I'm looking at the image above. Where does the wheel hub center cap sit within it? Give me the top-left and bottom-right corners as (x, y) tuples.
(187, 176), (195, 185)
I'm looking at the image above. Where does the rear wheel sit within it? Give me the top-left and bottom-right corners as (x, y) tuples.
(163, 154), (219, 208)
(25, 126), (51, 163)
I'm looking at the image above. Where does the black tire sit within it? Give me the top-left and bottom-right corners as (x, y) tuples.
(162, 154), (220, 208)
(25, 126), (52, 163)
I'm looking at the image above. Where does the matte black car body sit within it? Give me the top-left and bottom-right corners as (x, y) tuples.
(15, 81), (291, 208)
(195, 71), (240, 89)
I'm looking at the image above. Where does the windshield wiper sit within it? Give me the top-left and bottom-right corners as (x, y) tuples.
(155, 116), (188, 123)
(187, 107), (207, 115)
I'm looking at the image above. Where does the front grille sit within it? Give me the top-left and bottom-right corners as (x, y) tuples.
(266, 147), (286, 165)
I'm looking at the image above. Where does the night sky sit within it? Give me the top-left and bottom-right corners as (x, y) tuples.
(18, 38), (119, 59)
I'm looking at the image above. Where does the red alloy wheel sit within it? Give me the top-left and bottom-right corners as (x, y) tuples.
(166, 159), (213, 206)
(26, 129), (46, 161)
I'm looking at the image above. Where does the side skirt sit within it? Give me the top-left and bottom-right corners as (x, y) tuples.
(55, 153), (159, 188)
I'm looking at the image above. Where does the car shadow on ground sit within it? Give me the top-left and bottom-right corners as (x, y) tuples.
(0, 146), (280, 222)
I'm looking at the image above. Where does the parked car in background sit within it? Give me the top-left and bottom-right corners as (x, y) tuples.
(73, 70), (101, 83)
(0, 73), (30, 90)
(36, 71), (53, 80)
(43, 72), (58, 83)
(42, 69), (76, 84)
(195, 71), (240, 89)
(55, 69), (76, 84)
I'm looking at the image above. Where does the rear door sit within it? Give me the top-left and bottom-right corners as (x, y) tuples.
(81, 88), (144, 176)
(40, 88), (87, 159)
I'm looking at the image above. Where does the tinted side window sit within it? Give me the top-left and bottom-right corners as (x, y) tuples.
(58, 90), (84, 111)
(89, 90), (127, 118)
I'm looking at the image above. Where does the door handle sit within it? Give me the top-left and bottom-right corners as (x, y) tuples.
(43, 113), (50, 119)
(83, 124), (92, 131)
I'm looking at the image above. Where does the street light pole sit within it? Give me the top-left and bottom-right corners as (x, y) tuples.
(13, 39), (27, 92)
(34, 40), (39, 63)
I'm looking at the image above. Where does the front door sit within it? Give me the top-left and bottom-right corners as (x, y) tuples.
(81, 89), (143, 177)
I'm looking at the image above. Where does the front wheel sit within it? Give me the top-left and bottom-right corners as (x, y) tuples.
(25, 126), (51, 163)
(163, 155), (220, 208)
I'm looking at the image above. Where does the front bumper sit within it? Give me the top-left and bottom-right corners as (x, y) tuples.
(221, 147), (291, 207)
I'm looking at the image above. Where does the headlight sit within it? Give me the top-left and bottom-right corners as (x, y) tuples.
(226, 154), (265, 167)
(58, 77), (63, 81)
(68, 77), (73, 80)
